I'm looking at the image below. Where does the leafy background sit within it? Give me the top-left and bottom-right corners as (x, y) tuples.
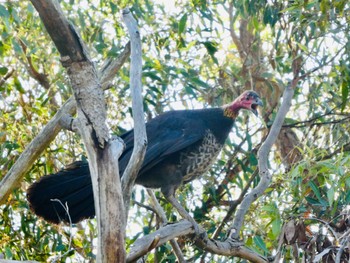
(0, 0), (349, 261)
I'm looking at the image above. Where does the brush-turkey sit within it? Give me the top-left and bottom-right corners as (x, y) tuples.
(27, 90), (263, 229)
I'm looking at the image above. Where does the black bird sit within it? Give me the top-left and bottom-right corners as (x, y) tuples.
(27, 90), (262, 226)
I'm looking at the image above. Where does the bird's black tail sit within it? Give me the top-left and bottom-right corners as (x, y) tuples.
(27, 161), (94, 224)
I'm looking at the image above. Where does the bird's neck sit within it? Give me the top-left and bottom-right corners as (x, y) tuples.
(223, 104), (240, 119)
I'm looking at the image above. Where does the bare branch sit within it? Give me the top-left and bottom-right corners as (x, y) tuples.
(30, 0), (87, 62)
(127, 220), (266, 263)
(68, 61), (109, 148)
(0, 97), (76, 204)
(2, 2), (128, 262)
(228, 2), (245, 61)
(230, 82), (296, 239)
(147, 189), (186, 263)
(18, 38), (58, 108)
(127, 221), (193, 262)
(99, 42), (131, 90)
(0, 44), (130, 204)
(0, 68), (15, 87)
(121, 8), (147, 215)
(212, 169), (259, 238)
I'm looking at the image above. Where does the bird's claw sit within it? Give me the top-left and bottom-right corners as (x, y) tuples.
(192, 221), (200, 235)
(190, 220), (206, 242)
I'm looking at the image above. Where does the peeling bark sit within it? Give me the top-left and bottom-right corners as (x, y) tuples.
(68, 61), (109, 148)
(16, 1), (126, 262)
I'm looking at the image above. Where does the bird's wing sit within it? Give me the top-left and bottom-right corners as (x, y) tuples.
(119, 112), (207, 174)
(141, 120), (207, 173)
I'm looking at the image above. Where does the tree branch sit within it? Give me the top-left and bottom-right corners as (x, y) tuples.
(0, 43), (130, 204)
(29, 2), (126, 262)
(0, 97), (76, 204)
(127, 220), (267, 263)
(0, 68), (14, 87)
(147, 189), (186, 263)
(121, 8), (147, 216)
(230, 81), (297, 239)
(1, 1), (129, 262)
(30, 0), (87, 62)
(99, 42), (131, 90)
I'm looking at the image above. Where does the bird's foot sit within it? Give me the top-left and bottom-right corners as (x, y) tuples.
(187, 217), (206, 241)
(191, 219), (200, 235)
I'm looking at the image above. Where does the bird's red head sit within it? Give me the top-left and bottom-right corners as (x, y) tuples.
(224, 90), (263, 118)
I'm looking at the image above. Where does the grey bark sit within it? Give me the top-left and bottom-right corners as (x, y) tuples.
(121, 8), (148, 216)
(230, 81), (297, 239)
(0, 43), (130, 204)
(127, 220), (267, 263)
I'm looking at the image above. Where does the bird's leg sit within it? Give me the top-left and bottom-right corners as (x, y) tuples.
(165, 194), (200, 236)
(161, 179), (204, 238)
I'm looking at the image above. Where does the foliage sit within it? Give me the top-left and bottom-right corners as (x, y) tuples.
(1, 0), (349, 262)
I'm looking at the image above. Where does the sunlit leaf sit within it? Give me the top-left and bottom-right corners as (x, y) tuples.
(178, 13), (187, 34)
(272, 218), (282, 237)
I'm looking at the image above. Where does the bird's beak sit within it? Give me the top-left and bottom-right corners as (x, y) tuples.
(251, 98), (263, 116)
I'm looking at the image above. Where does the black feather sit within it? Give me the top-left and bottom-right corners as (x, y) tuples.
(27, 94), (260, 224)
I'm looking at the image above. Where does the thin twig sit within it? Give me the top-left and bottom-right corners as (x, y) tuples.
(213, 169), (259, 239)
(147, 189), (187, 263)
(0, 68), (15, 87)
(50, 199), (74, 262)
(335, 227), (350, 263)
(301, 216), (338, 244)
(133, 200), (158, 214)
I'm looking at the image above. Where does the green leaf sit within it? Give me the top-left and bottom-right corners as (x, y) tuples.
(327, 187), (335, 207)
(144, 71), (162, 82)
(0, 66), (8, 75)
(0, 4), (10, 31)
(261, 204), (276, 213)
(5, 246), (13, 258)
(202, 41), (218, 64)
(202, 41), (218, 55)
(178, 14), (187, 34)
(249, 153), (258, 166)
(305, 196), (320, 205)
(56, 244), (65, 252)
(190, 77), (210, 88)
(253, 235), (269, 253)
(272, 218), (282, 237)
(345, 191), (350, 204)
(252, 17), (259, 31)
(0, 4), (9, 19)
(110, 2), (118, 14)
(297, 42), (308, 53)
(14, 77), (25, 94)
(11, 38), (23, 55)
(341, 81), (349, 111)
(308, 181), (322, 201)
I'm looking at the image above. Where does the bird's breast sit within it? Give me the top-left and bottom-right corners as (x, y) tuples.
(179, 130), (223, 183)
